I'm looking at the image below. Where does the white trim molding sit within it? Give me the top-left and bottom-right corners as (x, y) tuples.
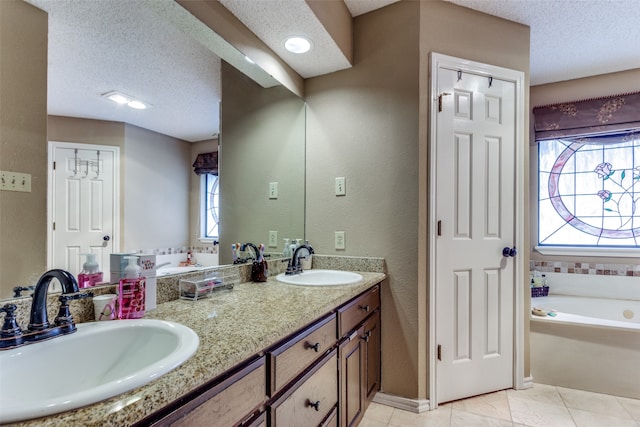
(372, 392), (430, 414)
(535, 246), (640, 258)
(521, 376), (534, 390)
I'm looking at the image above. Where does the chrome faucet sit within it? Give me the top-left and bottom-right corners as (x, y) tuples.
(286, 244), (314, 275)
(0, 269), (92, 350)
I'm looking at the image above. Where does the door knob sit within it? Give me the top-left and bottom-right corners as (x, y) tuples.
(502, 246), (517, 257)
(103, 235), (110, 241)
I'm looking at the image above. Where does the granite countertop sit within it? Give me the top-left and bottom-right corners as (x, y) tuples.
(9, 271), (385, 427)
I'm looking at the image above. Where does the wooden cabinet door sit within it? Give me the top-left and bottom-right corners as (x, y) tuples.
(362, 310), (380, 407)
(339, 328), (364, 427)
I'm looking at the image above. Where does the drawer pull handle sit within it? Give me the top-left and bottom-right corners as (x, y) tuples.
(361, 330), (371, 342)
(307, 342), (321, 352)
(307, 400), (321, 411)
(360, 305), (370, 312)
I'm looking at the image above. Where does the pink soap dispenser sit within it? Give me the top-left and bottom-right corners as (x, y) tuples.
(118, 255), (146, 319)
(78, 253), (103, 288)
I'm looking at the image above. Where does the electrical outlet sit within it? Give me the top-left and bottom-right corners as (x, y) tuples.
(335, 177), (346, 196)
(334, 231), (345, 250)
(0, 170), (31, 193)
(268, 230), (278, 248)
(269, 182), (278, 199)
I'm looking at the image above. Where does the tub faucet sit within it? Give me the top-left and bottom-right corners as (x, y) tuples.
(286, 244), (314, 275)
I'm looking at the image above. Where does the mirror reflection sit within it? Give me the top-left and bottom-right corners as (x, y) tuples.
(0, 0), (305, 299)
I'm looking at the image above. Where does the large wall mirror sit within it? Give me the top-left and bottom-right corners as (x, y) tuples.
(0, 0), (305, 299)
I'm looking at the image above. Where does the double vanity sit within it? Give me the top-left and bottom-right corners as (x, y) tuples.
(1, 258), (384, 427)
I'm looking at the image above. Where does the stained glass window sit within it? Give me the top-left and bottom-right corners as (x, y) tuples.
(205, 174), (219, 239)
(538, 133), (640, 248)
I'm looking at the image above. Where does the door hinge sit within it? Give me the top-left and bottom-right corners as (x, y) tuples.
(53, 161), (56, 170)
(438, 92), (451, 112)
(437, 344), (442, 361)
(52, 222), (56, 231)
(437, 220), (442, 236)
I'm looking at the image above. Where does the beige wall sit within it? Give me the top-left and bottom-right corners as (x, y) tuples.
(306, 0), (530, 399)
(529, 68), (640, 266)
(219, 61), (306, 265)
(0, 0), (48, 296)
(122, 124), (191, 251)
(306, 1), (421, 397)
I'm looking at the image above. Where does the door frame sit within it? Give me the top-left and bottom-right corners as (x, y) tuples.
(428, 53), (527, 409)
(47, 141), (121, 270)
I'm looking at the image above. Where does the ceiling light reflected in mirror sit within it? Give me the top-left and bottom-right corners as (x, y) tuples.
(102, 91), (149, 110)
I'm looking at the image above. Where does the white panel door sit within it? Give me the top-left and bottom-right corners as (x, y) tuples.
(49, 143), (118, 277)
(435, 67), (517, 403)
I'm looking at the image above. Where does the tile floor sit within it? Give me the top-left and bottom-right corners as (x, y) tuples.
(362, 384), (640, 426)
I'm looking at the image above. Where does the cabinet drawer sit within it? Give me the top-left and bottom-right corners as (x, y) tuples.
(270, 349), (338, 427)
(170, 357), (266, 427)
(269, 314), (337, 395)
(338, 285), (380, 336)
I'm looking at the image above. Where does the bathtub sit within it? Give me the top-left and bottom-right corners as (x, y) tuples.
(532, 295), (640, 329)
(155, 252), (219, 277)
(156, 266), (212, 277)
(530, 274), (640, 399)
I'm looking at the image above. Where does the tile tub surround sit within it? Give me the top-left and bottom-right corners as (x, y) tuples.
(530, 260), (640, 277)
(3, 271), (385, 426)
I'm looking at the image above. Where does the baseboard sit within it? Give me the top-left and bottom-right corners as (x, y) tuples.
(372, 392), (430, 414)
(520, 376), (534, 390)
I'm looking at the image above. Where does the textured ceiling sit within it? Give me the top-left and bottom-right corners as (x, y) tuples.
(448, 0), (640, 85)
(20, 0), (640, 142)
(26, 0), (224, 142)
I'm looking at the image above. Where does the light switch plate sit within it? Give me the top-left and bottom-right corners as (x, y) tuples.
(0, 170), (31, 192)
(269, 182), (278, 199)
(335, 177), (346, 196)
(335, 231), (345, 250)
(268, 231), (278, 248)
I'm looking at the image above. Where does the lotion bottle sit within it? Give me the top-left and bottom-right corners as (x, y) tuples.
(118, 256), (146, 319)
(78, 253), (103, 288)
(283, 238), (291, 257)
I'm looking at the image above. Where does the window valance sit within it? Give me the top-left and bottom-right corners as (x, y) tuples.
(533, 91), (640, 140)
(192, 152), (218, 175)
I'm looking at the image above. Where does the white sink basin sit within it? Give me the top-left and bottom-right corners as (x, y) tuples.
(276, 270), (363, 286)
(0, 319), (199, 423)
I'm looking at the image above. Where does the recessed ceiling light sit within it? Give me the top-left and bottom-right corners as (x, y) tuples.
(106, 93), (129, 104)
(284, 36), (312, 54)
(102, 91), (149, 110)
(127, 100), (147, 110)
